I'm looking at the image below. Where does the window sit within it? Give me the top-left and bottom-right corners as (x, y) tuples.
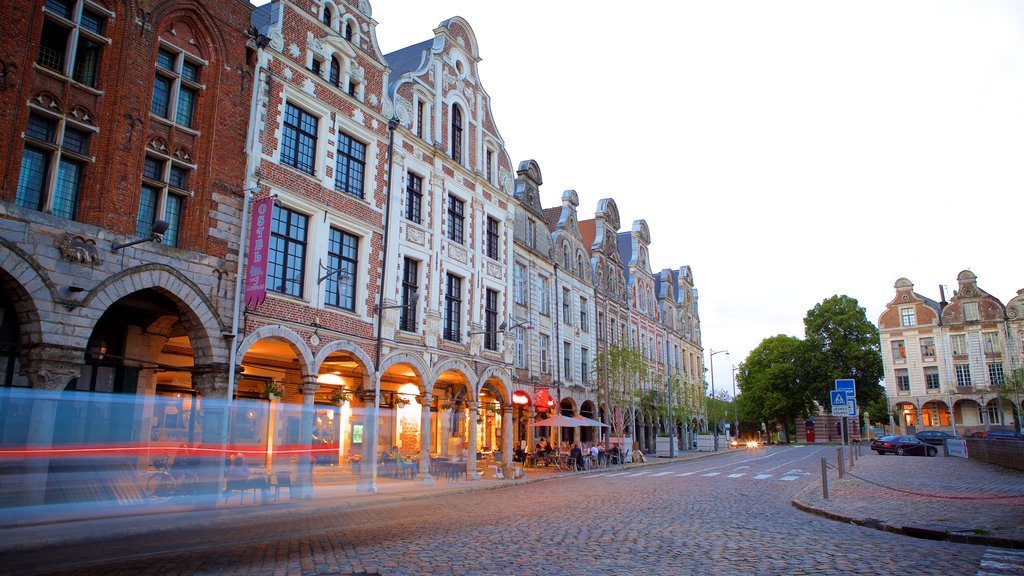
(334, 132), (366, 197)
(963, 302), (980, 322)
(513, 263), (526, 304)
(321, 5), (332, 27)
(539, 333), (550, 373)
(986, 403), (1002, 425)
(950, 334), (967, 356)
(514, 328), (526, 369)
(415, 99), (426, 139)
(325, 58), (339, 87)
(920, 337), (935, 359)
(924, 366), (939, 390)
(404, 172), (422, 224)
(597, 311), (604, 340)
(485, 216), (499, 260)
(38, 0), (108, 88)
(485, 148), (494, 184)
(400, 258), (418, 332)
(484, 289), (498, 351)
(136, 156), (187, 246)
(537, 276), (549, 315)
(325, 228), (358, 311)
(895, 369), (910, 392)
(343, 20), (354, 42)
(989, 363), (1004, 387)
(955, 364), (971, 387)
(580, 297), (588, 332)
(16, 112), (91, 220)
(563, 342), (572, 380)
(151, 47), (202, 128)
(446, 196), (464, 243)
(581, 348), (589, 384)
(562, 288), (571, 324)
(983, 332), (1000, 355)
(526, 218), (536, 249)
(268, 205), (308, 297)
(346, 79), (362, 101)
(450, 104), (463, 163)
(281, 103), (318, 175)
(891, 340), (906, 360)
(309, 56), (323, 78)
(444, 274), (462, 342)
(899, 307), (916, 327)
(562, 244), (570, 269)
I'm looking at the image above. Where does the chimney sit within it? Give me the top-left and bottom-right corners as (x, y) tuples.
(939, 285), (947, 309)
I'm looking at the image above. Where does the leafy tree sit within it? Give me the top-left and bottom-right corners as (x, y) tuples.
(1000, 368), (1024, 429)
(736, 335), (817, 442)
(803, 295), (885, 410)
(593, 344), (648, 446)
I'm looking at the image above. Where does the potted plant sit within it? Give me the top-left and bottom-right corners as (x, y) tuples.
(328, 389), (350, 405)
(395, 396), (411, 408)
(263, 381), (284, 399)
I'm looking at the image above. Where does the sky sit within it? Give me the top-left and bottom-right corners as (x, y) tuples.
(255, 1), (1024, 396)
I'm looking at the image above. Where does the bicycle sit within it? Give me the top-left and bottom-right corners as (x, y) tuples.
(146, 454), (198, 498)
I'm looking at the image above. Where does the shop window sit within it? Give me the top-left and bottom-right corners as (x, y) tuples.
(325, 227), (358, 311)
(268, 205), (308, 297)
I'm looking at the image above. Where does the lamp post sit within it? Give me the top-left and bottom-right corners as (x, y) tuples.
(731, 365), (739, 441)
(708, 349), (728, 451)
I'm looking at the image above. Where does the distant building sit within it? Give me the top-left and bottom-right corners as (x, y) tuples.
(878, 271), (1023, 436)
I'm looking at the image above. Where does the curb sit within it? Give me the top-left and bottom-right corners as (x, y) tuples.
(790, 483), (1024, 550)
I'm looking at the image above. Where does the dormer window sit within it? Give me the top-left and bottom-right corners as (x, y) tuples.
(450, 104), (463, 164)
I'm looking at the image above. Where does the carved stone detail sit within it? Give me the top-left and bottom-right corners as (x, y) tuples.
(57, 234), (100, 265)
(448, 244), (468, 264)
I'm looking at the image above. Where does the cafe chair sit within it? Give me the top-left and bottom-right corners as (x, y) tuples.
(273, 471), (293, 501)
(224, 478), (248, 504)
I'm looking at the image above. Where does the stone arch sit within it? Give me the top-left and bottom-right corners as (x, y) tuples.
(475, 365), (510, 404)
(0, 239), (53, 351)
(378, 352), (431, 393)
(236, 324), (315, 377)
(432, 357), (475, 390)
(313, 339), (375, 378)
(87, 264), (227, 365)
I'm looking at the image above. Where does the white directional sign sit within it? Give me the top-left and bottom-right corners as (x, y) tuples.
(832, 403), (854, 416)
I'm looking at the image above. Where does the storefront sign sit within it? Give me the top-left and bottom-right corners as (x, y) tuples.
(244, 197), (274, 308)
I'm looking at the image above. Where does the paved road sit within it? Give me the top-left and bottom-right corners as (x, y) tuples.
(3, 445), (1020, 575)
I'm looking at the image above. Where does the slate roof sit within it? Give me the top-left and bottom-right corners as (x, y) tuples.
(252, 4), (273, 35)
(384, 39), (434, 98)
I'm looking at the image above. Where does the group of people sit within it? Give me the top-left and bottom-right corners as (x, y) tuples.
(527, 439), (641, 470)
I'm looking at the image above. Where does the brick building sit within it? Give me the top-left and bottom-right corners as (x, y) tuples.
(0, 0), (255, 504)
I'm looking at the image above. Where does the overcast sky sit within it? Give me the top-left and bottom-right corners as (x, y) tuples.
(257, 1), (1024, 395)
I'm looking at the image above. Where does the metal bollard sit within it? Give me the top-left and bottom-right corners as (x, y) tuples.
(821, 457), (829, 500)
(848, 443), (854, 470)
(837, 447), (844, 479)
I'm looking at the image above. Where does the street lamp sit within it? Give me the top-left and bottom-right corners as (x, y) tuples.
(708, 349), (728, 451)
(732, 365), (739, 441)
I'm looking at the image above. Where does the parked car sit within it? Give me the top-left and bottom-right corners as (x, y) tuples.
(915, 430), (956, 446)
(870, 435), (938, 457)
(980, 429), (1024, 441)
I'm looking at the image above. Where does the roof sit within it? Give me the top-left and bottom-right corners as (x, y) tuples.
(383, 39), (433, 98)
(542, 207), (560, 231)
(578, 219), (596, 256)
(252, 4), (274, 36)
(616, 232), (632, 286)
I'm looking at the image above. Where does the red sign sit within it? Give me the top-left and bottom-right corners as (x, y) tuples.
(536, 387), (553, 410)
(244, 197), (274, 308)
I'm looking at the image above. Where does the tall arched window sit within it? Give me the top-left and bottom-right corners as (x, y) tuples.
(329, 57), (340, 87)
(322, 5), (333, 28)
(344, 21), (354, 42)
(562, 243), (570, 269)
(450, 104), (463, 163)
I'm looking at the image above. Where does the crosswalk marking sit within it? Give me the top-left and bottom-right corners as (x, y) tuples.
(753, 474), (772, 479)
(727, 473), (746, 478)
(676, 472), (695, 476)
(779, 475), (799, 481)
(605, 471), (632, 477)
(977, 547), (1024, 575)
(625, 472), (649, 477)
(651, 471), (674, 477)
(701, 472), (720, 477)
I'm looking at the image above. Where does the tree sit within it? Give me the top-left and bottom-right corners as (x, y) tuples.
(803, 295), (885, 410)
(1000, 368), (1024, 430)
(736, 335), (817, 442)
(593, 344), (648, 447)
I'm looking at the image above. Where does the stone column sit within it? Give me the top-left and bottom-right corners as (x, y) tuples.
(913, 405), (923, 435)
(20, 349), (80, 506)
(501, 405), (513, 477)
(466, 400), (479, 481)
(419, 392), (433, 486)
(297, 377), (319, 499)
(192, 366), (230, 506)
(357, 388), (377, 492)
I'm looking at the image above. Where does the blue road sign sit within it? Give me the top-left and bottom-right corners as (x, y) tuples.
(830, 390), (849, 407)
(848, 398), (858, 418)
(835, 379), (856, 397)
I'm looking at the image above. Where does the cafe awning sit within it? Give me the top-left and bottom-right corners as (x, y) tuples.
(528, 414), (582, 427)
(573, 415), (610, 427)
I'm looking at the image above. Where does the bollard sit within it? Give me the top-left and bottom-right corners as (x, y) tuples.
(848, 443), (854, 470)
(837, 447), (844, 479)
(821, 457), (829, 500)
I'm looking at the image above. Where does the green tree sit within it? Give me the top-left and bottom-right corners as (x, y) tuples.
(593, 344), (648, 445)
(736, 335), (817, 442)
(803, 295), (885, 410)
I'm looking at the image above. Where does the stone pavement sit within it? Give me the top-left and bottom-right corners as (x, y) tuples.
(792, 445), (1024, 549)
(0, 450), (713, 553)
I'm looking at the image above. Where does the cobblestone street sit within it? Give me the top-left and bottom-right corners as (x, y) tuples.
(2, 446), (1016, 575)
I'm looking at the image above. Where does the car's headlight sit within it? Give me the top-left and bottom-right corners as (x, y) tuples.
(746, 440), (759, 448)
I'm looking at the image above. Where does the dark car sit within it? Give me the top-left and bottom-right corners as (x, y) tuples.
(870, 435), (938, 457)
(915, 430), (956, 446)
(980, 429), (1024, 441)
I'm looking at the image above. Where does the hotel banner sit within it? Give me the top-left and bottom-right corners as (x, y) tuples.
(244, 197), (273, 308)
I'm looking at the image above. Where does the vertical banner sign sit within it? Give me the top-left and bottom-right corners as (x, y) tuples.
(244, 198), (273, 308)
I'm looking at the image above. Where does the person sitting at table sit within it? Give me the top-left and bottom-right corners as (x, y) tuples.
(513, 446), (527, 463)
(570, 442), (584, 471)
(609, 444), (621, 464)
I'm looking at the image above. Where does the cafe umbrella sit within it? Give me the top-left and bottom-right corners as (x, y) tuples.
(528, 414), (581, 450)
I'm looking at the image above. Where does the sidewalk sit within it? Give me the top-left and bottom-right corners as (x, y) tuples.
(0, 450), (714, 553)
(792, 447), (1024, 549)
